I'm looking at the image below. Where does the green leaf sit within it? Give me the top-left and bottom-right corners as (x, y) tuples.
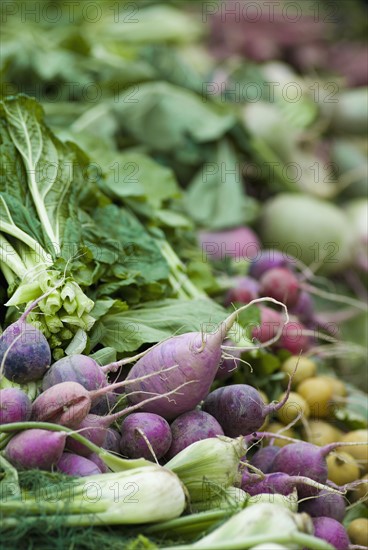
(0, 95), (81, 253)
(114, 82), (235, 153)
(90, 298), (228, 353)
(100, 152), (181, 209)
(343, 503), (368, 528)
(0, 455), (20, 500)
(186, 139), (246, 229)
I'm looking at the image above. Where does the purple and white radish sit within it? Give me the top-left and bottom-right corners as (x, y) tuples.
(57, 452), (102, 477)
(31, 366), (191, 428)
(0, 388), (32, 424)
(120, 412), (172, 461)
(165, 410), (224, 459)
(215, 340), (241, 380)
(42, 354), (117, 414)
(124, 299), (288, 420)
(5, 429), (66, 470)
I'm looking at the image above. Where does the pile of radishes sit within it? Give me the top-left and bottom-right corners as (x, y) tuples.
(0, 267), (367, 550)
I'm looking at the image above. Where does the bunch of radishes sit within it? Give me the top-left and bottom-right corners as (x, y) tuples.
(1, 278), (367, 549)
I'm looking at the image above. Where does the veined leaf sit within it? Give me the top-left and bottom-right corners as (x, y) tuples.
(0, 95), (80, 254)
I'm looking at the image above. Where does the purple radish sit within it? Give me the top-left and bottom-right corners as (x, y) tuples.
(270, 441), (355, 497)
(249, 249), (292, 279)
(66, 414), (112, 456)
(251, 446), (280, 474)
(298, 490), (346, 522)
(241, 471), (339, 497)
(120, 412), (172, 461)
(31, 381), (91, 428)
(0, 321), (50, 383)
(57, 453), (102, 477)
(5, 429), (66, 470)
(252, 306), (283, 343)
(215, 340), (241, 380)
(124, 301), (283, 420)
(312, 517), (350, 550)
(0, 290), (55, 383)
(102, 428), (121, 453)
(89, 392), (117, 415)
(42, 354), (108, 392)
(42, 354), (118, 414)
(88, 453), (110, 473)
(165, 410), (224, 460)
(202, 379), (292, 437)
(259, 268), (300, 308)
(241, 471), (300, 496)
(276, 320), (311, 355)
(199, 226), (261, 262)
(31, 364), (190, 428)
(0, 388), (32, 424)
(290, 291), (315, 324)
(224, 276), (259, 306)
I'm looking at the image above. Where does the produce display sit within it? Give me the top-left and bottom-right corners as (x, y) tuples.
(0, 1), (367, 549)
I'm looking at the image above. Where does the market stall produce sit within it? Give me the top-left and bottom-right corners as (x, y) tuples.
(1, 1), (367, 549)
